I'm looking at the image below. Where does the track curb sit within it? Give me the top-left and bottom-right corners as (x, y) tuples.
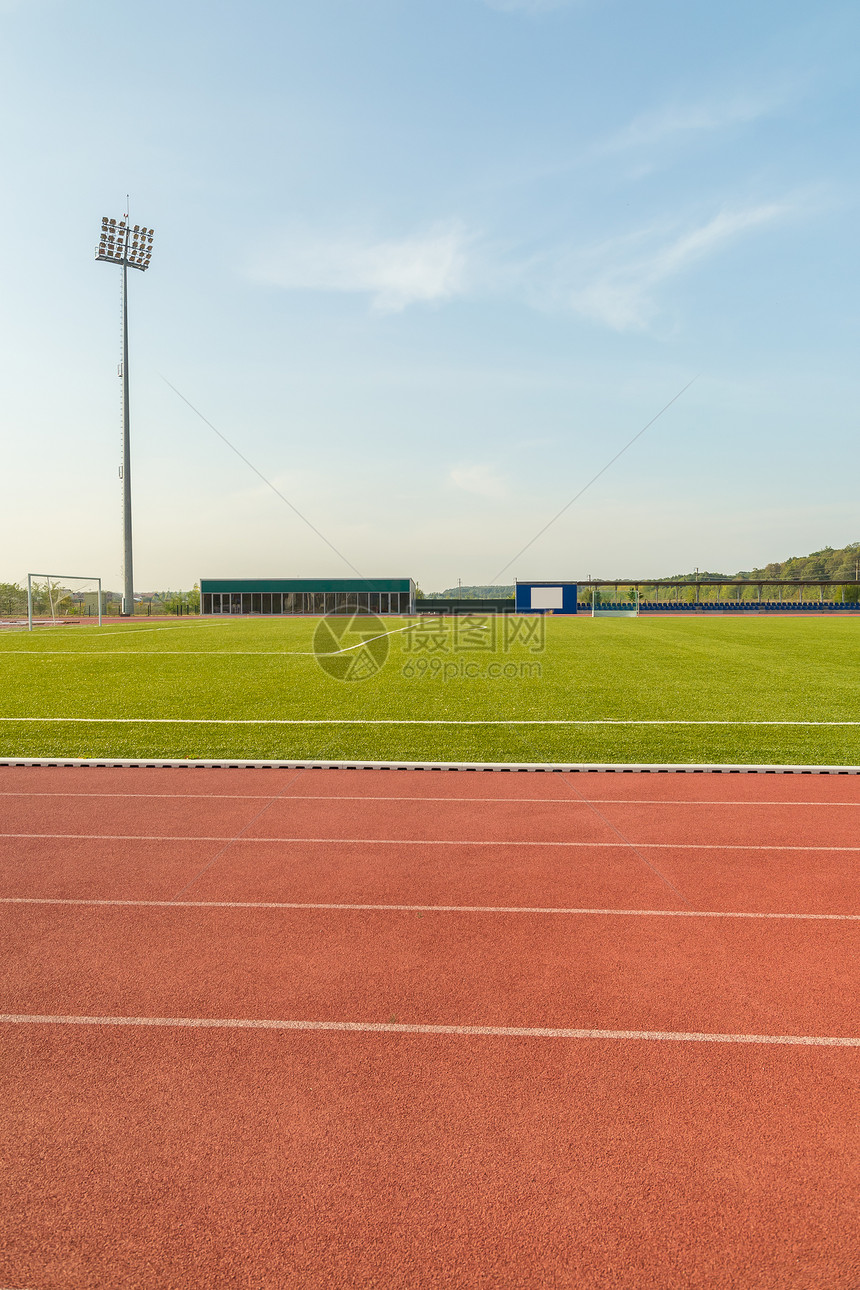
(1, 758), (858, 775)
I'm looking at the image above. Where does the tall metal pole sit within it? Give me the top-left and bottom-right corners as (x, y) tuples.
(95, 212), (154, 620)
(121, 255), (133, 616)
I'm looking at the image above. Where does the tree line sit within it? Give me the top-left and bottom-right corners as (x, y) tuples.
(0, 582), (201, 617)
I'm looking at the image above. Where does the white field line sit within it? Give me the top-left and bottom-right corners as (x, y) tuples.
(25, 621), (233, 640)
(2, 1013), (859, 1046)
(0, 622), (413, 657)
(2, 832), (860, 852)
(2, 716), (860, 726)
(286, 622), (415, 656)
(2, 791), (860, 807)
(3, 896), (859, 921)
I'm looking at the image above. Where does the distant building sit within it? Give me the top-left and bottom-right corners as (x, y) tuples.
(514, 581), (578, 614)
(200, 577), (415, 616)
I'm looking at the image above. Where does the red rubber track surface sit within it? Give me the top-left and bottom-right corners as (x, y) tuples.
(2, 766), (859, 1288)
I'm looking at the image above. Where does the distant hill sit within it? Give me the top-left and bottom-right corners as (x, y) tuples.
(665, 541), (860, 583)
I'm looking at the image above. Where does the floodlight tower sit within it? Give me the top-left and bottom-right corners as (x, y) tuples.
(95, 212), (155, 615)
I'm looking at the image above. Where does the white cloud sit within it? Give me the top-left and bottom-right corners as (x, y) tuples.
(253, 223), (470, 313)
(249, 197), (800, 331)
(564, 202), (792, 330)
(449, 463), (509, 498)
(598, 94), (785, 156)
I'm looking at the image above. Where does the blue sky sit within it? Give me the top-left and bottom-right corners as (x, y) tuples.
(1, 0), (858, 591)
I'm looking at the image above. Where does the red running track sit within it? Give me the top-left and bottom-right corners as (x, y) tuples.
(2, 765), (860, 1288)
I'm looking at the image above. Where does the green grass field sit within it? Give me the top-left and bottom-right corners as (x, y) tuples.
(0, 614), (859, 765)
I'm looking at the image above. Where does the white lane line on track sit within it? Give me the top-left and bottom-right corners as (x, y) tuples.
(2, 832), (860, 851)
(3, 716), (860, 725)
(3, 896), (859, 921)
(3, 791), (860, 807)
(3, 1013), (859, 1046)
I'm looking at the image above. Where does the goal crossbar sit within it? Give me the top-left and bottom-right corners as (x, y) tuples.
(27, 574), (102, 631)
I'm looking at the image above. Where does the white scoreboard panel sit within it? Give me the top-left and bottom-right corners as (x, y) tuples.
(529, 586), (564, 610)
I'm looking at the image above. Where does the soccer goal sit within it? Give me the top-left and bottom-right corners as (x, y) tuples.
(27, 574), (102, 631)
(592, 588), (640, 618)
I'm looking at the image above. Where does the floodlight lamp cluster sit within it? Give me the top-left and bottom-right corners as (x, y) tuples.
(95, 216), (155, 271)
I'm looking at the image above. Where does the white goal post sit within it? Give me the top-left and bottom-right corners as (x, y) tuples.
(592, 588), (640, 618)
(27, 574), (102, 631)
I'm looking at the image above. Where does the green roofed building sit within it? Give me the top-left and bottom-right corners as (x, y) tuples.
(200, 577), (416, 616)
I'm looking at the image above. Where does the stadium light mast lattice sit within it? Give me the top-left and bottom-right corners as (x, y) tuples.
(95, 210), (154, 616)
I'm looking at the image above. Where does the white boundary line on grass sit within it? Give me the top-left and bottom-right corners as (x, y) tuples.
(3, 896), (859, 921)
(24, 621), (233, 639)
(2, 717), (860, 725)
(2, 1013), (859, 1046)
(2, 758), (859, 774)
